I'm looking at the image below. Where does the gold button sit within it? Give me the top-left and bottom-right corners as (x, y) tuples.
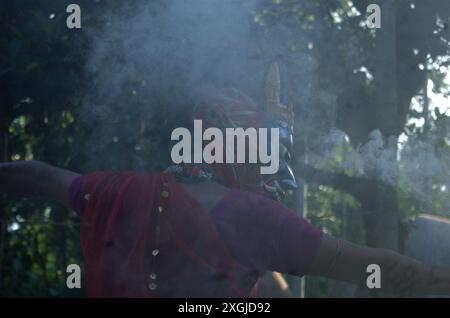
(149, 273), (157, 280)
(158, 206), (163, 213)
(84, 194), (91, 201)
(148, 282), (157, 291)
(152, 249), (159, 256)
(161, 190), (169, 198)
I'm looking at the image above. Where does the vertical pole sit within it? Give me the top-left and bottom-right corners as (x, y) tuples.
(291, 144), (308, 298)
(299, 152), (308, 298)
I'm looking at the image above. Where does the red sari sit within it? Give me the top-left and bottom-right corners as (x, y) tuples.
(70, 171), (323, 297)
(76, 172), (242, 297)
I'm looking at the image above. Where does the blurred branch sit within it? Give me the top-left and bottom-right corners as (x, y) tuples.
(295, 161), (373, 203)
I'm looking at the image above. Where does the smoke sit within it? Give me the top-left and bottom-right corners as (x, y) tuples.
(79, 0), (275, 170)
(398, 134), (450, 209)
(78, 0), (449, 210)
(86, 0), (262, 98)
(316, 128), (450, 210)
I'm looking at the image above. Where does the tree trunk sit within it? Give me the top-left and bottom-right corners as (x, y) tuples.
(0, 109), (8, 289)
(363, 0), (400, 251)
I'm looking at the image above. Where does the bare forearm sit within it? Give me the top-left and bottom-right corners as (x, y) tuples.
(0, 160), (79, 207)
(0, 160), (49, 196)
(309, 235), (450, 296)
(379, 249), (450, 296)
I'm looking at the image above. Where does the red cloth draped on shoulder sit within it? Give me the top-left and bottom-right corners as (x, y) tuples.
(78, 171), (243, 297)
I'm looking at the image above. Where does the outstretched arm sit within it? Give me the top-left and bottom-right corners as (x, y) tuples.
(308, 234), (450, 296)
(0, 160), (79, 209)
